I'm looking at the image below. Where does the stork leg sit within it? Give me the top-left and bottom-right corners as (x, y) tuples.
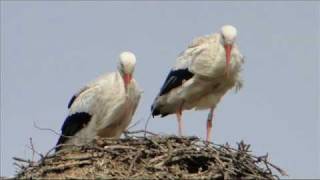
(176, 107), (183, 137)
(206, 107), (214, 142)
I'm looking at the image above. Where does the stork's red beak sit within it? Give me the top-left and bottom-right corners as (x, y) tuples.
(124, 74), (132, 88)
(224, 44), (232, 78)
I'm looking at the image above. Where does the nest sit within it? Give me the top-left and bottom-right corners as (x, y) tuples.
(14, 131), (287, 179)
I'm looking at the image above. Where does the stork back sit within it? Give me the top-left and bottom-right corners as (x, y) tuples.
(188, 34), (225, 78)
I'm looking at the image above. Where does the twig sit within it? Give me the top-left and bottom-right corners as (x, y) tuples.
(33, 121), (62, 137)
(126, 119), (142, 131)
(29, 138), (35, 162)
(13, 162), (25, 170)
(124, 129), (159, 136)
(33, 121), (91, 143)
(103, 145), (136, 150)
(143, 114), (153, 137)
(267, 162), (288, 176)
(41, 160), (91, 174)
(129, 150), (142, 174)
(13, 157), (33, 164)
(25, 144), (44, 160)
(63, 154), (93, 161)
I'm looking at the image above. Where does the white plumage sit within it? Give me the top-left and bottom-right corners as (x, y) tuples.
(56, 52), (141, 151)
(152, 25), (244, 141)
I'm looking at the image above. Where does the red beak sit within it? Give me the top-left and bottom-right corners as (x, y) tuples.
(124, 74), (132, 88)
(224, 44), (232, 78)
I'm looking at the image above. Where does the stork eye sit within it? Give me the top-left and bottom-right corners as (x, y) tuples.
(221, 35), (226, 43)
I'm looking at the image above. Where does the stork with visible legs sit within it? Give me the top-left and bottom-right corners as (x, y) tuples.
(151, 25), (244, 141)
(56, 52), (142, 151)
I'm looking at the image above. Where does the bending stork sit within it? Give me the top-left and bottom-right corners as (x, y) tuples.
(151, 25), (244, 141)
(56, 52), (141, 151)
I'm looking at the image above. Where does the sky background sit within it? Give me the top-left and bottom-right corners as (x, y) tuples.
(1, 1), (319, 178)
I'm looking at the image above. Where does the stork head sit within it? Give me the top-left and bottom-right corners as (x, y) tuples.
(220, 25), (237, 77)
(118, 51), (136, 89)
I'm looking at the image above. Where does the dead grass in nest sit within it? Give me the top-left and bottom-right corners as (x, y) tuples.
(14, 131), (287, 179)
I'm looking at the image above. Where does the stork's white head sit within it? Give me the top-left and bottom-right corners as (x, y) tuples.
(220, 25), (237, 45)
(220, 25), (237, 78)
(118, 51), (136, 88)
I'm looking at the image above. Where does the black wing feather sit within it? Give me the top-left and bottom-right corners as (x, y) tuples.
(67, 86), (89, 109)
(159, 68), (194, 96)
(152, 68), (194, 116)
(68, 95), (77, 108)
(56, 112), (92, 151)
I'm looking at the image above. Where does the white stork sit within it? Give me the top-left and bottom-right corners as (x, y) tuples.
(56, 51), (141, 151)
(151, 25), (244, 141)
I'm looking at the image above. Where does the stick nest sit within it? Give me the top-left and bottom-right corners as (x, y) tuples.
(14, 131), (287, 179)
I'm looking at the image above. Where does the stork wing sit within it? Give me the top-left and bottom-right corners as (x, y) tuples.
(131, 80), (142, 114)
(158, 69), (194, 96)
(179, 33), (223, 78)
(234, 51), (245, 92)
(173, 35), (211, 70)
(56, 112), (92, 150)
(157, 35), (217, 96)
(154, 35), (214, 98)
(188, 34), (212, 48)
(151, 68), (193, 116)
(56, 83), (101, 151)
(67, 86), (90, 108)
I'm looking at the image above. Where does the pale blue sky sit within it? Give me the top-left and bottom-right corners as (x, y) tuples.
(1, 1), (319, 178)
